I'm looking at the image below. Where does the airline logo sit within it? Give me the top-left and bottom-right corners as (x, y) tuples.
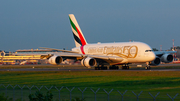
(69, 14), (87, 47)
(69, 14), (87, 54)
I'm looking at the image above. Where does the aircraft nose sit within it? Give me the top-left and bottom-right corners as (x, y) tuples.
(150, 52), (156, 61)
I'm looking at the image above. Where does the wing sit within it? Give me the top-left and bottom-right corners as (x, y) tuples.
(154, 51), (176, 56)
(15, 47), (125, 66)
(150, 51), (176, 65)
(14, 51), (83, 59)
(88, 55), (124, 64)
(39, 47), (124, 63)
(39, 47), (79, 53)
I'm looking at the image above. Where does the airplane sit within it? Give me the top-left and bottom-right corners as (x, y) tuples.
(16, 14), (176, 70)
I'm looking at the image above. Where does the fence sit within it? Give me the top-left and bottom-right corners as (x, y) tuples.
(0, 84), (179, 101)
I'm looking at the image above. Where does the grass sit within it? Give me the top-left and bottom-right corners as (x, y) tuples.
(0, 66), (180, 100)
(0, 70), (180, 91)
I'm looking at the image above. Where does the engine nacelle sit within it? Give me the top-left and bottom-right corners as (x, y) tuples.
(48, 55), (63, 65)
(149, 56), (161, 66)
(81, 57), (97, 68)
(161, 54), (173, 63)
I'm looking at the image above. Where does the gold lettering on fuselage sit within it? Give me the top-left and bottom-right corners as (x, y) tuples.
(88, 46), (138, 58)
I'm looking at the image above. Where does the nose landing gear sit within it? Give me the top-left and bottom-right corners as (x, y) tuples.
(145, 62), (151, 70)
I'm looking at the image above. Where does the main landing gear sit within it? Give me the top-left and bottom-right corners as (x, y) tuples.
(95, 65), (107, 70)
(95, 65), (130, 70)
(95, 65), (119, 70)
(109, 65), (119, 70)
(122, 64), (129, 69)
(94, 63), (151, 70)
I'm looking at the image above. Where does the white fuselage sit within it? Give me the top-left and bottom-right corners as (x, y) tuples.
(72, 42), (156, 64)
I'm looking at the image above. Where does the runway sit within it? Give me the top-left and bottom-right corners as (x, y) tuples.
(1, 67), (180, 72)
(1, 68), (180, 72)
(0, 64), (180, 71)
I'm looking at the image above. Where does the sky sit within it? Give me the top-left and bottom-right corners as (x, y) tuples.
(0, 0), (180, 52)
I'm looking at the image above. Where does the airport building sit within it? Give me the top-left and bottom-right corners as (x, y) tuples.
(0, 49), (76, 65)
(0, 49), (56, 65)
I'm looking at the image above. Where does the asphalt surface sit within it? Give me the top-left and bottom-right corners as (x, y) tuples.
(0, 64), (180, 71)
(1, 68), (180, 71)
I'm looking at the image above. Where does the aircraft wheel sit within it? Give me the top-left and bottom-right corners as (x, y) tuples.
(95, 66), (100, 70)
(145, 66), (151, 70)
(122, 64), (129, 70)
(122, 66), (129, 69)
(102, 66), (107, 70)
(95, 65), (107, 70)
(109, 65), (119, 70)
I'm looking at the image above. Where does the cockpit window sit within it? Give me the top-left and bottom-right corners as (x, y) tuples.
(145, 50), (153, 52)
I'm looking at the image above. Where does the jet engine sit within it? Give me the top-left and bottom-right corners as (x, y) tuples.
(149, 56), (161, 66)
(48, 55), (63, 65)
(161, 54), (173, 63)
(81, 57), (97, 68)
